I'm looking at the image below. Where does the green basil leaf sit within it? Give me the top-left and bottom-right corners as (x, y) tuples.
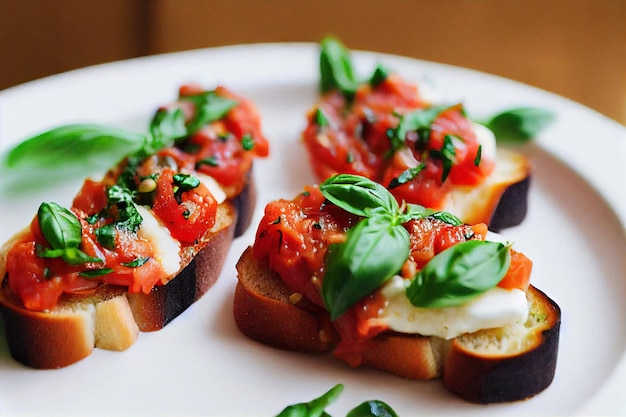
(3, 124), (147, 174)
(241, 134), (255, 151)
(37, 202), (83, 250)
(319, 37), (359, 99)
(398, 204), (463, 226)
(79, 268), (113, 278)
(387, 164), (425, 189)
(38, 247), (103, 266)
(323, 217), (410, 320)
(483, 107), (555, 142)
(387, 104), (453, 156)
(407, 240), (510, 308)
(314, 108), (330, 127)
(369, 64), (390, 88)
(181, 91), (238, 135)
(346, 400), (399, 417)
(196, 156), (219, 168)
(146, 107), (187, 155)
(173, 173), (200, 191)
(121, 256), (150, 268)
(95, 224), (117, 249)
(320, 174), (399, 217)
(106, 185), (143, 232)
(275, 384), (343, 417)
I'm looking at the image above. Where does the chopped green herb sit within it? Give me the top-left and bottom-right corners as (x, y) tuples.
(79, 268), (113, 278)
(122, 257), (150, 268)
(241, 134), (255, 151)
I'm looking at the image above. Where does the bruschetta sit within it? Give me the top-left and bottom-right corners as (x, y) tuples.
(234, 173), (561, 404)
(302, 38), (531, 230)
(0, 84), (269, 369)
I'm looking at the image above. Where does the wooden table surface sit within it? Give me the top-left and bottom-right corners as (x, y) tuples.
(1, 0), (624, 124)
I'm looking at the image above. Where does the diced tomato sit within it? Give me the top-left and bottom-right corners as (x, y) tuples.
(151, 169), (217, 243)
(302, 74), (495, 208)
(72, 179), (108, 215)
(498, 249), (533, 291)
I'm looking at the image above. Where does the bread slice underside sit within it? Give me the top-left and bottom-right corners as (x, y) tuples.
(233, 246), (561, 403)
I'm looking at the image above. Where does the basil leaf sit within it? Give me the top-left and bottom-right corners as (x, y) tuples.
(387, 164), (425, 189)
(398, 204), (463, 226)
(369, 64), (390, 88)
(3, 124), (146, 173)
(387, 104), (453, 157)
(181, 91), (238, 135)
(483, 107), (555, 142)
(95, 224), (117, 249)
(407, 240), (510, 308)
(323, 217), (410, 320)
(146, 107), (187, 155)
(346, 400), (399, 417)
(121, 256), (150, 268)
(106, 185), (143, 232)
(79, 268), (113, 278)
(38, 202), (83, 250)
(275, 384), (343, 417)
(319, 37), (359, 99)
(314, 108), (330, 127)
(38, 247), (103, 265)
(320, 174), (399, 217)
(241, 134), (255, 151)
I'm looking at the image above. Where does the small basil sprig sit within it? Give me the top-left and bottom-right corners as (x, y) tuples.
(482, 107), (555, 142)
(276, 384), (397, 417)
(179, 91), (238, 135)
(319, 37), (389, 102)
(94, 185), (143, 249)
(320, 174), (459, 320)
(37, 202), (103, 265)
(407, 240), (511, 308)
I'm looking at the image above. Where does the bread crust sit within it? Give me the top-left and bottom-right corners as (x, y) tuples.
(0, 203), (236, 369)
(233, 246), (561, 403)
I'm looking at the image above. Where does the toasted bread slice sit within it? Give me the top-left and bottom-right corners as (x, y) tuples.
(234, 246), (561, 403)
(442, 148), (531, 231)
(0, 202), (235, 369)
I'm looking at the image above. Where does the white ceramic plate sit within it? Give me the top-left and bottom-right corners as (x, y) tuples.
(0, 43), (624, 416)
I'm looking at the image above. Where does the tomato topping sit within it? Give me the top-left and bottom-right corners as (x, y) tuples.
(252, 188), (530, 365)
(160, 85), (269, 193)
(151, 169), (217, 243)
(302, 74), (495, 208)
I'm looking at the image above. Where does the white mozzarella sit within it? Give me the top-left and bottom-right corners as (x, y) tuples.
(378, 276), (528, 339)
(374, 232), (527, 339)
(134, 204), (182, 277)
(193, 172), (227, 204)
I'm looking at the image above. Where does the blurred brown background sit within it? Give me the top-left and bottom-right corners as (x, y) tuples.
(1, 0), (624, 124)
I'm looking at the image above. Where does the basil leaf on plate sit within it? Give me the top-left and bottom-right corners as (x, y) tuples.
(346, 400), (399, 417)
(322, 216), (410, 320)
(406, 240), (510, 308)
(483, 107), (555, 142)
(320, 174), (399, 217)
(275, 384), (343, 417)
(3, 124), (147, 173)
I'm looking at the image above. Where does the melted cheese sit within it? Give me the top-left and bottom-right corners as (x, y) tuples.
(376, 232), (528, 339)
(378, 277), (528, 339)
(194, 172), (227, 204)
(135, 204), (182, 276)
